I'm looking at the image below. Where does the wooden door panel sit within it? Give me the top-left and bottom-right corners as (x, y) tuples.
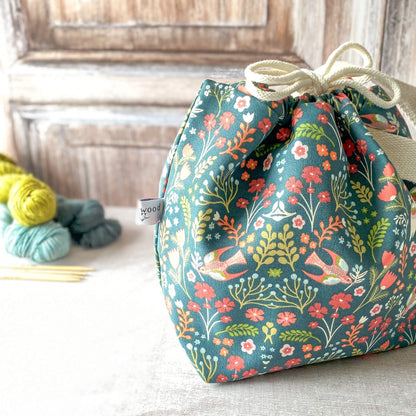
(11, 105), (184, 206)
(21, 0), (294, 54)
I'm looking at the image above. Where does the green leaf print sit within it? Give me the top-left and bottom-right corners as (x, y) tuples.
(215, 323), (259, 337)
(351, 180), (373, 206)
(279, 330), (321, 343)
(294, 123), (335, 146)
(180, 196), (192, 229)
(276, 223), (299, 272)
(253, 223), (278, 271)
(191, 208), (212, 244)
(367, 218), (391, 262)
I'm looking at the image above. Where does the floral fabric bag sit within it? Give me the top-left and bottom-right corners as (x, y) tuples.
(154, 43), (416, 383)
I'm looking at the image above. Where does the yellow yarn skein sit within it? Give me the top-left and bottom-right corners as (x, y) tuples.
(0, 173), (25, 203)
(0, 160), (25, 176)
(8, 176), (57, 227)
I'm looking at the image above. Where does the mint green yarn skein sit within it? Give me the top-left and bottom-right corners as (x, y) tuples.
(0, 203), (71, 262)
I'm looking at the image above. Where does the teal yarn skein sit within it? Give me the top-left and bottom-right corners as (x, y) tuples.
(56, 196), (121, 248)
(0, 203), (71, 262)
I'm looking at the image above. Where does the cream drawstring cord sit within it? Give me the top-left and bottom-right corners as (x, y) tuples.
(244, 42), (416, 183)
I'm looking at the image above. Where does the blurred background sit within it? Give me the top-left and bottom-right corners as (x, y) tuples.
(0, 0), (415, 206)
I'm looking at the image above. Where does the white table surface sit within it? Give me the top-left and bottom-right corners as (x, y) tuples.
(0, 207), (415, 416)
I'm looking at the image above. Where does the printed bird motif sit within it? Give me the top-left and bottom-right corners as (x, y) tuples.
(303, 248), (353, 285)
(199, 246), (247, 281)
(360, 113), (398, 133)
(403, 285), (416, 315)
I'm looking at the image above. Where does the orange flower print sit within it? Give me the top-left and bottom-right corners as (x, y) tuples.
(213, 337), (222, 346)
(304, 353), (312, 359)
(309, 241), (317, 249)
(302, 344), (313, 352)
(322, 160), (331, 171)
(316, 144), (328, 156)
(301, 233), (310, 244)
(220, 347), (229, 356)
(330, 151), (337, 160)
(241, 171), (250, 181)
(246, 159), (258, 170)
(299, 246), (306, 254)
(223, 338), (234, 347)
(313, 345), (322, 351)
(247, 246), (254, 254)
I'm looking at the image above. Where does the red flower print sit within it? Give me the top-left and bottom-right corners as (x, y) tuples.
(288, 196), (298, 205)
(307, 187), (315, 194)
(215, 298), (235, 313)
(188, 301), (201, 313)
(308, 321), (319, 328)
(245, 308), (265, 322)
(317, 191), (331, 203)
(241, 171), (250, 181)
(397, 322), (406, 333)
(285, 358), (302, 368)
(248, 178), (266, 193)
(382, 251), (395, 268)
(276, 127), (291, 141)
(226, 355), (245, 372)
(380, 340), (390, 350)
(215, 137), (226, 148)
(356, 140), (367, 155)
(241, 339), (256, 355)
(292, 108), (303, 126)
(276, 311), (297, 327)
(317, 144), (328, 156)
(368, 316), (382, 330)
(246, 159), (258, 170)
(285, 177), (303, 194)
(269, 366), (284, 373)
(322, 160), (331, 171)
(317, 114), (328, 124)
(203, 113), (217, 132)
(203, 302), (212, 309)
(357, 336), (368, 344)
(329, 293), (353, 310)
(219, 111), (236, 130)
(280, 343), (295, 357)
(263, 153), (273, 171)
(258, 118), (272, 134)
(378, 182), (397, 201)
(315, 101), (332, 113)
(194, 282), (216, 301)
(262, 183), (277, 199)
(236, 198), (249, 208)
(221, 316), (232, 323)
(348, 164), (358, 174)
(216, 374), (228, 382)
(380, 271), (397, 290)
(242, 369), (258, 378)
(263, 200), (271, 208)
(380, 318), (392, 332)
(369, 153), (375, 161)
(383, 162), (395, 177)
(198, 130), (206, 140)
(343, 139), (356, 157)
(341, 315), (355, 325)
(308, 303), (328, 319)
(301, 166), (323, 184)
(331, 312), (339, 319)
(354, 286), (365, 297)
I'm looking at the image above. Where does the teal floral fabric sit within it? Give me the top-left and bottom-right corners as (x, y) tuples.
(155, 80), (416, 383)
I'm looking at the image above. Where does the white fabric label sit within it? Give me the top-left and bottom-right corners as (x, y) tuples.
(136, 198), (164, 226)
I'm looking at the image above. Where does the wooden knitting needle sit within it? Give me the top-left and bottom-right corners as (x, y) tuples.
(0, 265), (94, 272)
(0, 273), (84, 283)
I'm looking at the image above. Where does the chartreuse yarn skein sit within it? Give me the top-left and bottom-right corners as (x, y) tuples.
(0, 203), (71, 262)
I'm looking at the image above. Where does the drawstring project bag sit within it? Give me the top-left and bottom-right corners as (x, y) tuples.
(154, 42), (416, 383)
